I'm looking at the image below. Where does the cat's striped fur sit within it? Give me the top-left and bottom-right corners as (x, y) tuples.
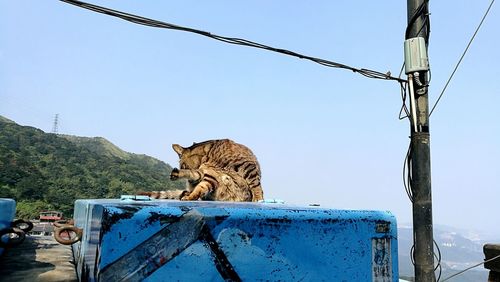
(143, 139), (263, 202)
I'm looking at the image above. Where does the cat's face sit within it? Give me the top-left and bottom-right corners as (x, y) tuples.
(172, 143), (204, 169)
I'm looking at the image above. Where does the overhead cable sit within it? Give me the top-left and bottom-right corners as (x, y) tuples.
(430, 0), (495, 116)
(59, 0), (406, 83)
(440, 254), (500, 282)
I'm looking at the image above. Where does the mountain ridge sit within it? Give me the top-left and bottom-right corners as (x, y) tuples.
(60, 135), (132, 160)
(0, 115), (184, 218)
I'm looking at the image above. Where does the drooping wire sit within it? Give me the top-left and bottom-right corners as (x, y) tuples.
(429, 0), (495, 116)
(409, 235), (443, 281)
(59, 0), (406, 83)
(398, 63), (410, 120)
(434, 239), (442, 282)
(403, 142), (414, 203)
(399, 82), (410, 120)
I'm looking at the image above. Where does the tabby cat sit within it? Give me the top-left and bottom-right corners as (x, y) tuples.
(142, 139), (264, 202)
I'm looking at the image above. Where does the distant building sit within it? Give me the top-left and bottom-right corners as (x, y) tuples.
(39, 211), (63, 223)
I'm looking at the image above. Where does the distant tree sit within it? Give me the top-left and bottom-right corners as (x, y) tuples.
(16, 200), (54, 220)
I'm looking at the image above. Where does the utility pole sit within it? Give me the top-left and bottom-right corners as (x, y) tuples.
(405, 0), (435, 281)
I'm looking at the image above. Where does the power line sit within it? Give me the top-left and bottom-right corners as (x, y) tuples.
(59, 0), (406, 83)
(429, 0), (495, 116)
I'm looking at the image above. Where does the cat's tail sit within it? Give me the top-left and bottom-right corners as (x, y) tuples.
(136, 190), (188, 200)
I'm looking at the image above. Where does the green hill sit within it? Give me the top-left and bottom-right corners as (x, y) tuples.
(0, 116), (184, 219)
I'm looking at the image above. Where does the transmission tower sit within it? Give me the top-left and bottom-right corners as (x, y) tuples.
(52, 114), (59, 134)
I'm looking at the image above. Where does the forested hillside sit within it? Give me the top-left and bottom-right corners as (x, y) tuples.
(0, 116), (184, 219)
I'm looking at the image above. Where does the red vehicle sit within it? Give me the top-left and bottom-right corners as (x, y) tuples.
(39, 211), (63, 223)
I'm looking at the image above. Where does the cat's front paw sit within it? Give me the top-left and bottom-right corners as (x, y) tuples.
(170, 168), (179, 180)
(180, 194), (192, 201)
(179, 190), (190, 200)
(180, 192), (197, 201)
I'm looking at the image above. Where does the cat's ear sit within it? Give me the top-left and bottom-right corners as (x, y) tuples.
(172, 144), (184, 156)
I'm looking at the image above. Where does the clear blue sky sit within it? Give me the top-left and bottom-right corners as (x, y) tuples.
(1, 1), (499, 235)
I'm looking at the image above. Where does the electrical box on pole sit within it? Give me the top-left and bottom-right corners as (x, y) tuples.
(404, 37), (429, 74)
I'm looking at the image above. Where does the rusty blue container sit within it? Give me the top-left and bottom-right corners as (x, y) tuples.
(72, 198), (398, 281)
(0, 198), (16, 256)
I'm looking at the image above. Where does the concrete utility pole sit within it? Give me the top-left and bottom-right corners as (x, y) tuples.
(405, 0), (435, 281)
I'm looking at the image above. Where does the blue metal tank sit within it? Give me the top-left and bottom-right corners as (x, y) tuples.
(0, 198), (16, 256)
(71, 199), (398, 281)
